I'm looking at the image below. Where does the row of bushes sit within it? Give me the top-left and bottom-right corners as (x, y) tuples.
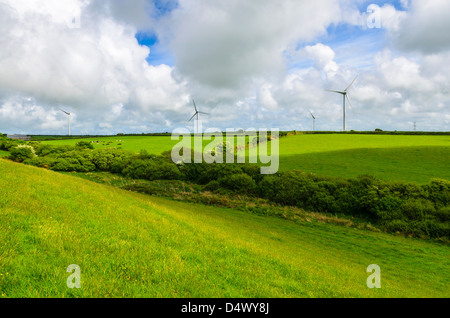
(178, 162), (449, 239)
(5, 141), (449, 240)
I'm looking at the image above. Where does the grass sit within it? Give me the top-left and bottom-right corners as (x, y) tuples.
(0, 150), (9, 158)
(0, 159), (449, 298)
(42, 136), (179, 155)
(40, 133), (450, 183)
(250, 134), (450, 183)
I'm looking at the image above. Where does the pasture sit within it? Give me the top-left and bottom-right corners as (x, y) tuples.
(0, 159), (449, 298)
(273, 134), (450, 183)
(42, 135), (178, 155)
(42, 133), (450, 184)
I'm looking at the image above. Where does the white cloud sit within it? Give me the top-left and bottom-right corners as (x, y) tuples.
(157, 0), (346, 89)
(301, 44), (340, 78)
(0, 0), (448, 134)
(0, 0), (188, 134)
(385, 0), (450, 54)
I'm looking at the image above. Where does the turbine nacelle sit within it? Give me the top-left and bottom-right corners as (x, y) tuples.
(188, 99), (209, 133)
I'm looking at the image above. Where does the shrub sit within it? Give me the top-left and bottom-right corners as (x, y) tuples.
(400, 199), (436, 221)
(375, 196), (404, 221)
(35, 144), (75, 157)
(76, 141), (94, 149)
(204, 180), (220, 192)
(218, 173), (256, 194)
(425, 179), (450, 207)
(9, 146), (35, 162)
(122, 159), (182, 181)
(434, 206), (450, 222)
(91, 149), (131, 171)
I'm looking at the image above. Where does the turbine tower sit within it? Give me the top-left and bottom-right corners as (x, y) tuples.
(327, 76), (358, 132)
(188, 99), (209, 134)
(309, 110), (316, 132)
(60, 109), (71, 136)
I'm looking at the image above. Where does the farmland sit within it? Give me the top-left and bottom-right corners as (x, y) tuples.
(41, 133), (450, 184)
(0, 159), (449, 298)
(273, 134), (450, 183)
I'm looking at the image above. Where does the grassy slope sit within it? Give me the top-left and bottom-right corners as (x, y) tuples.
(250, 134), (450, 183)
(43, 134), (450, 183)
(0, 159), (449, 298)
(0, 150), (9, 158)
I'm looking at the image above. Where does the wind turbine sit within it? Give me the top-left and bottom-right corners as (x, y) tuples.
(188, 99), (209, 134)
(327, 76), (358, 132)
(309, 110), (317, 132)
(60, 109), (71, 136)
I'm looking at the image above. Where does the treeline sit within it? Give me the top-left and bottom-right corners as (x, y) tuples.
(4, 140), (449, 240)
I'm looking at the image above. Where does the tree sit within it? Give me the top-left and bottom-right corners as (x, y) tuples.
(76, 141), (94, 149)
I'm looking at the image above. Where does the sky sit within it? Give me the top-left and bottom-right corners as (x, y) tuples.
(0, 0), (449, 135)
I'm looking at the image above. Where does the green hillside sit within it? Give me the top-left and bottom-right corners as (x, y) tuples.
(0, 159), (448, 298)
(251, 134), (450, 183)
(41, 134), (450, 183)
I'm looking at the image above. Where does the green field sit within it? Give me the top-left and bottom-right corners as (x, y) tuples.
(42, 134), (450, 184)
(43, 136), (179, 155)
(0, 150), (9, 158)
(273, 135), (450, 183)
(0, 159), (449, 298)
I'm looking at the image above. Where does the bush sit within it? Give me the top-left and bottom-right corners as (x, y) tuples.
(218, 173), (256, 194)
(122, 159), (182, 181)
(91, 149), (131, 171)
(375, 196), (404, 220)
(35, 144), (75, 157)
(9, 146), (35, 162)
(400, 199), (436, 221)
(434, 206), (450, 222)
(76, 141), (94, 149)
(204, 180), (220, 192)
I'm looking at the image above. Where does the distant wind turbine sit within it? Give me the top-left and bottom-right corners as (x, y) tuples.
(309, 110), (317, 132)
(188, 99), (209, 134)
(60, 109), (71, 136)
(327, 76), (358, 132)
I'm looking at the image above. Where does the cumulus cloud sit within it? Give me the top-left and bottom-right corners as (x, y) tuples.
(0, 0), (188, 134)
(0, 0), (448, 134)
(156, 0), (348, 89)
(383, 0), (450, 54)
(301, 44), (340, 78)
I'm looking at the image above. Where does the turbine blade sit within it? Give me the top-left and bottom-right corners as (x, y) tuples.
(188, 113), (197, 122)
(192, 99), (198, 112)
(326, 90), (345, 94)
(60, 109), (70, 115)
(346, 95), (354, 112)
(345, 75), (358, 92)
(198, 112), (209, 115)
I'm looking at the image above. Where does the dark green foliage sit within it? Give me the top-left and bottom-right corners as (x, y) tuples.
(9, 147), (34, 162)
(35, 144), (75, 157)
(204, 180), (220, 192)
(0, 138), (21, 151)
(122, 159), (182, 181)
(91, 149), (131, 171)
(76, 141), (95, 149)
(218, 173), (256, 194)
